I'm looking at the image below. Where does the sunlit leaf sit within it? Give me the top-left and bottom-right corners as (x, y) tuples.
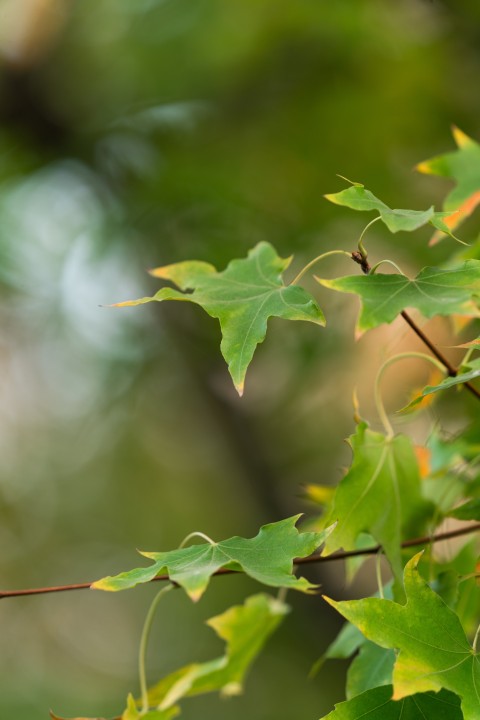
(417, 126), (480, 243)
(324, 182), (456, 237)
(146, 593), (288, 710)
(316, 261), (480, 334)
(321, 422), (433, 580)
(325, 553), (480, 720)
(93, 516), (330, 601)
(320, 685), (462, 719)
(111, 242), (325, 395)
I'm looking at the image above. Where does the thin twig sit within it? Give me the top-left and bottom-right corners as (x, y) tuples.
(2, 522), (479, 600)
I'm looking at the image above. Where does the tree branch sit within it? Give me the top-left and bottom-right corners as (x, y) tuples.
(351, 253), (480, 402)
(2, 522), (479, 599)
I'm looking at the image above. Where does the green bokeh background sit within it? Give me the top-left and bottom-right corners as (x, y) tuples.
(1, 1), (479, 718)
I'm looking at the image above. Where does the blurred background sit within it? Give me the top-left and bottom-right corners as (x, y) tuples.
(1, 0), (480, 718)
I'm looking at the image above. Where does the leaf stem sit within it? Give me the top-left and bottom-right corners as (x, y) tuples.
(374, 352), (446, 437)
(290, 250), (352, 286)
(369, 259), (405, 275)
(179, 531), (216, 548)
(357, 216), (381, 261)
(138, 583), (174, 713)
(473, 622), (480, 653)
(375, 552), (384, 599)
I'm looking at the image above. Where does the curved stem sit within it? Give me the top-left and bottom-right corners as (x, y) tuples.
(460, 345), (476, 368)
(357, 216), (381, 260)
(139, 583), (174, 712)
(369, 259), (405, 275)
(179, 531), (216, 549)
(290, 250), (352, 286)
(375, 552), (384, 599)
(473, 622), (480, 653)
(375, 352), (446, 437)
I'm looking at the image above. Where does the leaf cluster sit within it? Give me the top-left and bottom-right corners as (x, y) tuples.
(54, 129), (480, 719)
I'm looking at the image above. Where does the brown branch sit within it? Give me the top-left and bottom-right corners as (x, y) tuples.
(2, 522), (479, 600)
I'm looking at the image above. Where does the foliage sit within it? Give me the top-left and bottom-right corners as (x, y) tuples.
(41, 129), (480, 720)
(111, 242), (324, 395)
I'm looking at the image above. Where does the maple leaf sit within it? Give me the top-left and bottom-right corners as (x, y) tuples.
(325, 553), (480, 720)
(324, 181), (455, 237)
(316, 261), (480, 334)
(321, 422), (433, 581)
(92, 516), (330, 601)
(111, 242), (325, 395)
(417, 126), (480, 243)
(320, 685), (462, 719)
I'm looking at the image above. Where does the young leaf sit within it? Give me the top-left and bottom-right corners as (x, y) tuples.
(325, 553), (480, 720)
(316, 261), (480, 334)
(321, 422), (433, 580)
(401, 357), (480, 411)
(146, 593), (288, 711)
(92, 516), (330, 601)
(417, 126), (480, 242)
(324, 183), (455, 237)
(320, 685), (462, 719)
(111, 242), (325, 395)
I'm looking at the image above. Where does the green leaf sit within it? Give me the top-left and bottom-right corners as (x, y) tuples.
(316, 261), (480, 334)
(431, 541), (480, 638)
(417, 126), (480, 241)
(320, 685), (462, 719)
(322, 423), (433, 580)
(402, 357), (480, 411)
(346, 642), (394, 699)
(112, 242), (325, 395)
(146, 593), (288, 711)
(325, 553), (480, 720)
(447, 498), (480, 521)
(92, 516), (330, 601)
(324, 183), (456, 237)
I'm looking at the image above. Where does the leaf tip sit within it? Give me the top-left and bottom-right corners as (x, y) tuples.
(90, 578), (109, 592)
(322, 594), (337, 609)
(415, 160), (431, 175)
(148, 266), (168, 278)
(335, 174), (363, 187)
(235, 380), (245, 397)
(452, 124), (473, 148)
